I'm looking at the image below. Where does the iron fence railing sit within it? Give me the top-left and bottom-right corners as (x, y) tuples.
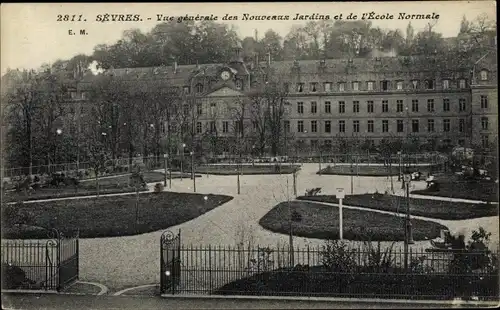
(1, 239), (59, 290)
(1, 231), (79, 292)
(167, 244), (499, 300)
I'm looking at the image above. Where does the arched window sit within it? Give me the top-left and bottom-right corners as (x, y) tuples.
(196, 83), (204, 93)
(480, 70), (488, 81)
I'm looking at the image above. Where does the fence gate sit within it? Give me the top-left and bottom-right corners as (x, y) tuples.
(160, 229), (181, 294)
(57, 230), (79, 290)
(1, 229), (79, 292)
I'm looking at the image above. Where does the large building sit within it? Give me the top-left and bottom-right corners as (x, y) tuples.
(76, 42), (498, 157)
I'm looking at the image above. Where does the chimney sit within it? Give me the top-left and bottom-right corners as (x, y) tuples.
(174, 61), (178, 73)
(255, 29), (258, 41)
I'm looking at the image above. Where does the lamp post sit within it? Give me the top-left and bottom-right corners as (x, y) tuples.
(163, 153), (168, 187)
(318, 148), (322, 175)
(56, 128), (62, 173)
(181, 143), (186, 181)
(398, 151), (402, 182)
(403, 173), (414, 271)
(302, 130), (308, 165)
(190, 151), (196, 192)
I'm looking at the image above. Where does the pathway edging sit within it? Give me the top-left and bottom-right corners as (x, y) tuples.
(113, 284), (157, 296)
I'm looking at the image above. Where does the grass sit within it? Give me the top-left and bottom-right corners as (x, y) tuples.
(297, 194), (498, 220)
(3, 172), (199, 202)
(318, 164), (441, 176)
(411, 174), (499, 202)
(2, 192), (233, 239)
(214, 265), (499, 300)
(259, 201), (447, 241)
(195, 164), (301, 175)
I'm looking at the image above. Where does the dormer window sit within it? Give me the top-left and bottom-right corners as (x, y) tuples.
(183, 86), (190, 94)
(196, 83), (204, 93)
(458, 79), (466, 89)
(396, 81), (403, 90)
(338, 82), (345, 92)
(480, 70), (488, 81)
(411, 80), (419, 89)
(352, 81), (359, 91)
(442, 79), (450, 90)
(367, 81), (374, 91)
(283, 83), (290, 92)
(297, 83), (304, 92)
(310, 82), (318, 92)
(381, 80), (389, 91)
(235, 79), (243, 90)
(324, 82), (332, 92)
(425, 79), (434, 90)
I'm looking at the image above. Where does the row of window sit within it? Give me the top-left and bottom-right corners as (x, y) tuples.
(293, 117), (490, 134)
(174, 76), (475, 95)
(295, 96), (489, 114)
(289, 78), (468, 93)
(297, 135), (491, 149)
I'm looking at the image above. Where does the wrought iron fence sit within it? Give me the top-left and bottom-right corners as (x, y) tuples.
(165, 244), (499, 300)
(1, 230), (79, 291)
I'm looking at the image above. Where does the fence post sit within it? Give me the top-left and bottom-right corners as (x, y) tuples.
(209, 245), (212, 295)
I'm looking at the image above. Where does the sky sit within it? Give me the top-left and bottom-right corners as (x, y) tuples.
(1, 1), (496, 74)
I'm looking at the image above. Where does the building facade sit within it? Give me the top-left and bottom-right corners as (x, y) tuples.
(76, 43), (498, 156)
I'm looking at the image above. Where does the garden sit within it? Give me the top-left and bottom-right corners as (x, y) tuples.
(3, 171), (198, 202)
(259, 200), (447, 241)
(297, 193), (498, 220)
(214, 228), (499, 300)
(317, 164), (441, 177)
(195, 164), (301, 175)
(1, 191), (233, 239)
(411, 174), (499, 202)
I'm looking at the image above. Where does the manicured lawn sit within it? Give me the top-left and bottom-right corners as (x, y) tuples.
(318, 164), (441, 176)
(259, 201), (447, 241)
(3, 172), (198, 202)
(195, 164), (301, 175)
(2, 192), (233, 239)
(214, 265), (498, 300)
(297, 194), (498, 220)
(411, 174), (499, 202)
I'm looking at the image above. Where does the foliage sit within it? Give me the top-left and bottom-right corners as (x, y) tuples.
(362, 240), (396, 273)
(409, 256), (435, 274)
(2, 203), (35, 227)
(248, 247), (275, 273)
(447, 227), (498, 274)
(321, 239), (357, 273)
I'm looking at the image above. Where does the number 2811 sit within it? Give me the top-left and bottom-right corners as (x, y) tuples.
(57, 15), (84, 22)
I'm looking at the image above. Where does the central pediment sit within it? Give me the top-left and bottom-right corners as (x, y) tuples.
(205, 86), (245, 97)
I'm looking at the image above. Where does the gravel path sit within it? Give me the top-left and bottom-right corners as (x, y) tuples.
(73, 164), (499, 291)
(7, 164), (494, 291)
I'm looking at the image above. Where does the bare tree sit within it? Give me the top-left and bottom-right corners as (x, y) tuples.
(82, 106), (111, 197)
(247, 67), (290, 156)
